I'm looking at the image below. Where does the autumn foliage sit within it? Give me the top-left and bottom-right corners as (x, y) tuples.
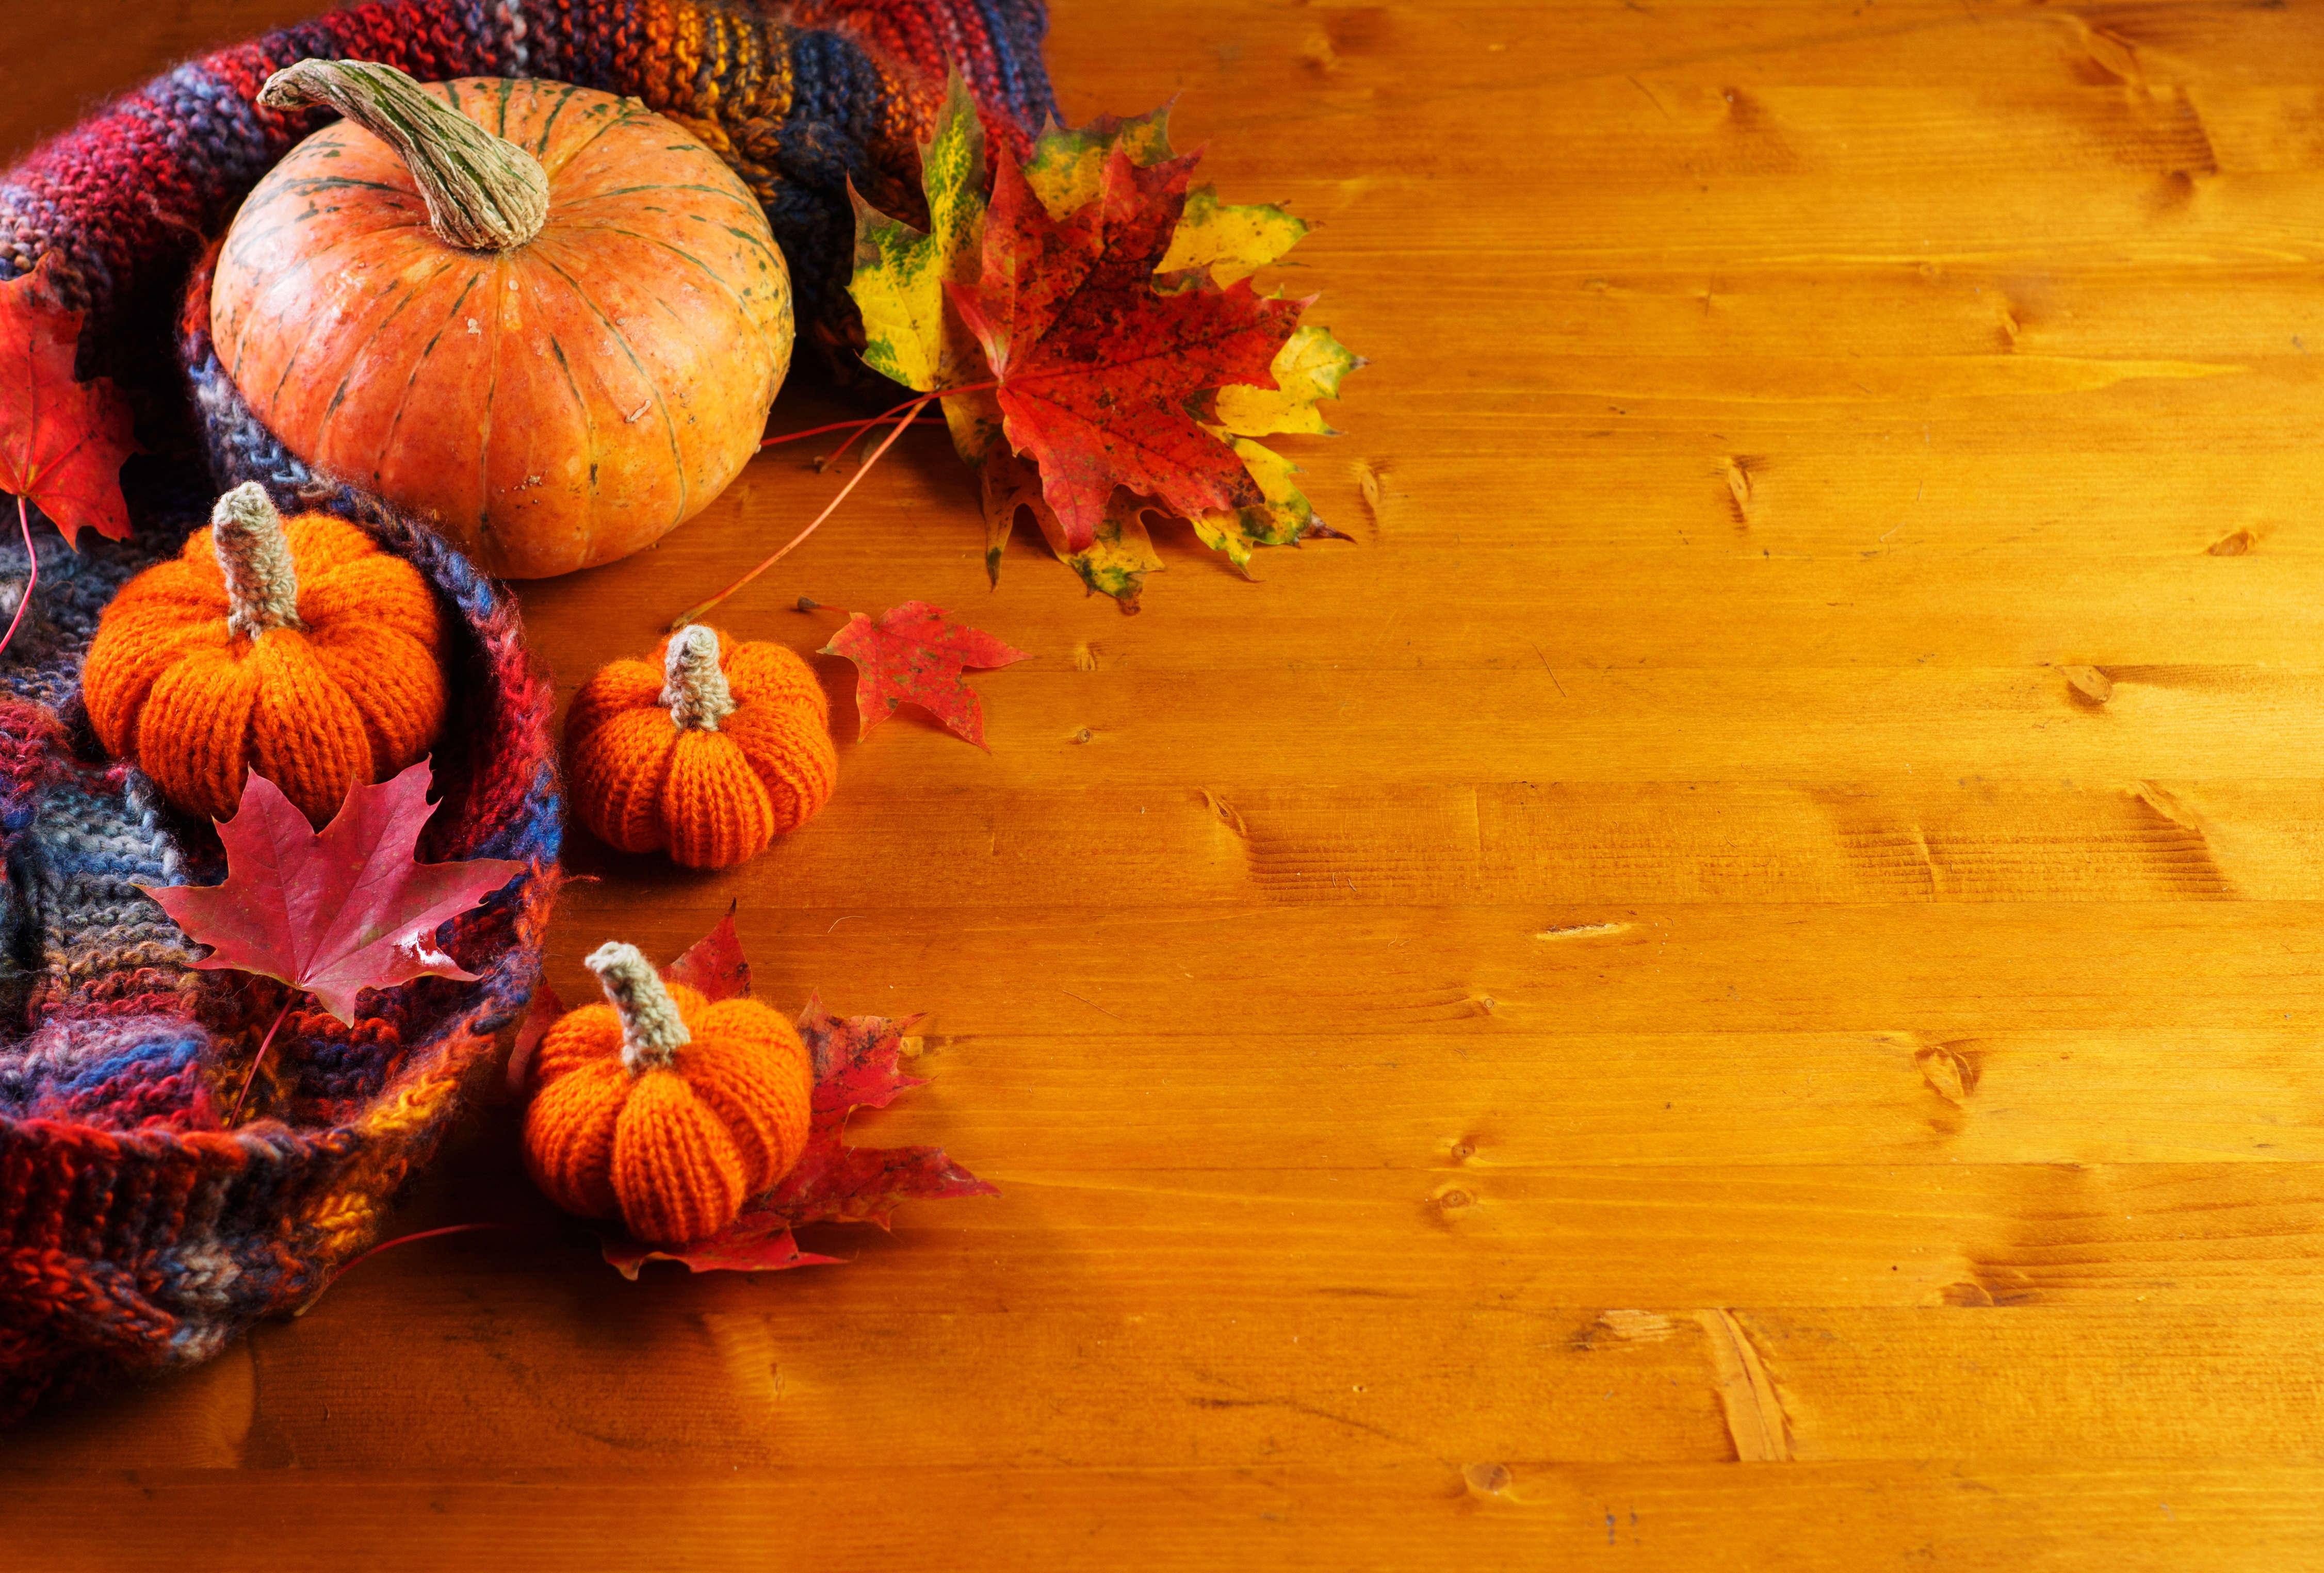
(0, 260), (137, 549)
(849, 87), (1361, 607)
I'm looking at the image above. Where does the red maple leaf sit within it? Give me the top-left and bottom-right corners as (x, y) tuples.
(949, 141), (1304, 552)
(597, 922), (995, 1279)
(820, 600), (1029, 750)
(0, 261), (137, 548)
(141, 761), (528, 1025)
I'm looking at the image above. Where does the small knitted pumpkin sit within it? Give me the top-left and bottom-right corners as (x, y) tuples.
(83, 483), (447, 824)
(566, 624), (836, 870)
(525, 940), (814, 1244)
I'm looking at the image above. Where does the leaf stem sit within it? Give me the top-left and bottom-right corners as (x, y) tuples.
(227, 997), (295, 1126)
(0, 496), (36, 660)
(297, 1221), (518, 1314)
(666, 393), (935, 631)
(335, 1222), (514, 1279)
(759, 407), (945, 450)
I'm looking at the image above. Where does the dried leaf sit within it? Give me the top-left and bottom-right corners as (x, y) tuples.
(767, 995), (996, 1227)
(1158, 185), (1310, 286)
(847, 100), (1361, 601)
(602, 1214), (844, 1278)
(1213, 325), (1363, 438)
(847, 76), (988, 406)
(0, 261), (138, 548)
(141, 761), (527, 1024)
(952, 140), (1303, 551)
(820, 600), (1029, 750)
(664, 905), (749, 1001)
(1189, 438), (1323, 574)
(598, 964), (996, 1279)
(980, 445), (1054, 584)
(1033, 488), (1163, 608)
(1020, 104), (1175, 216)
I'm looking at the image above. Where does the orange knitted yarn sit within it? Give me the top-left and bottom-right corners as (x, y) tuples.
(565, 624), (836, 870)
(83, 483), (447, 824)
(523, 941), (814, 1246)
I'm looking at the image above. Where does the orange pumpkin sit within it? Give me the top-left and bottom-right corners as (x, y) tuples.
(211, 59), (793, 580)
(83, 483), (447, 824)
(524, 941), (812, 1244)
(566, 623), (836, 870)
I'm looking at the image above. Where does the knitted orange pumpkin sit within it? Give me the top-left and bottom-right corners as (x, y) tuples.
(566, 624), (836, 870)
(524, 941), (813, 1244)
(83, 482), (448, 825)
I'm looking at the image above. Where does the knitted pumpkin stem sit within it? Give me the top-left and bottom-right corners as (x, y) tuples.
(585, 941), (692, 1073)
(210, 483), (304, 638)
(661, 624), (738, 731)
(257, 59), (550, 251)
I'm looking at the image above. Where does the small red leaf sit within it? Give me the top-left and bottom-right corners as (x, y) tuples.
(0, 262), (138, 548)
(142, 761), (527, 1024)
(664, 906), (749, 1002)
(762, 995), (997, 1228)
(820, 601), (1029, 750)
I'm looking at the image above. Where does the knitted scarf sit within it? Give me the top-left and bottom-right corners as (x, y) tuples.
(0, 0), (1053, 1421)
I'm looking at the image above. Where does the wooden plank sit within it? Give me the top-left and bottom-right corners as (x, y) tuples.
(7, 1462), (2324, 1572)
(518, 666), (2324, 792)
(857, 1029), (2324, 1168)
(588, 780), (2324, 906)
(626, 1163), (2324, 1310)
(543, 898), (2324, 1038)
(15, 1267), (2324, 1472)
(534, 494), (2324, 671)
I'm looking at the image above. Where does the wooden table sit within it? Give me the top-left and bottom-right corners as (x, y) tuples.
(7, 0), (2324, 1565)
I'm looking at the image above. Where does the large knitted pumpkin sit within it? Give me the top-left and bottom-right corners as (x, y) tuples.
(83, 482), (448, 825)
(210, 59), (794, 580)
(526, 941), (812, 1244)
(566, 623), (836, 869)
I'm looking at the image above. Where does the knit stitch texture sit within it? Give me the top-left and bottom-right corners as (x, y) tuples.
(0, 0), (1052, 1419)
(524, 957), (813, 1246)
(83, 497), (451, 826)
(567, 629), (838, 869)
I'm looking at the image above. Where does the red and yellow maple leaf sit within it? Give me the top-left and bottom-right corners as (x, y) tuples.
(820, 600), (1028, 750)
(0, 262), (137, 548)
(950, 141), (1304, 554)
(830, 95), (1359, 612)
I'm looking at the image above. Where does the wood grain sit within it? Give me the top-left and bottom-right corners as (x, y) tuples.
(8, 0), (2324, 1565)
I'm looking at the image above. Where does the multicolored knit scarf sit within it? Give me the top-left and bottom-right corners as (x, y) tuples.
(0, 0), (1052, 1421)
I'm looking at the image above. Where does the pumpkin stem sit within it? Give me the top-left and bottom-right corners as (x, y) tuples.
(661, 624), (738, 731)
(258, 59), (551, 252)
(585, 941), (692, 1074)
(212, 483), (304, 638)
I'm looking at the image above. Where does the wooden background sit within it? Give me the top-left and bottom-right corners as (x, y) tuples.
(7, 0), (2324, 1566)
